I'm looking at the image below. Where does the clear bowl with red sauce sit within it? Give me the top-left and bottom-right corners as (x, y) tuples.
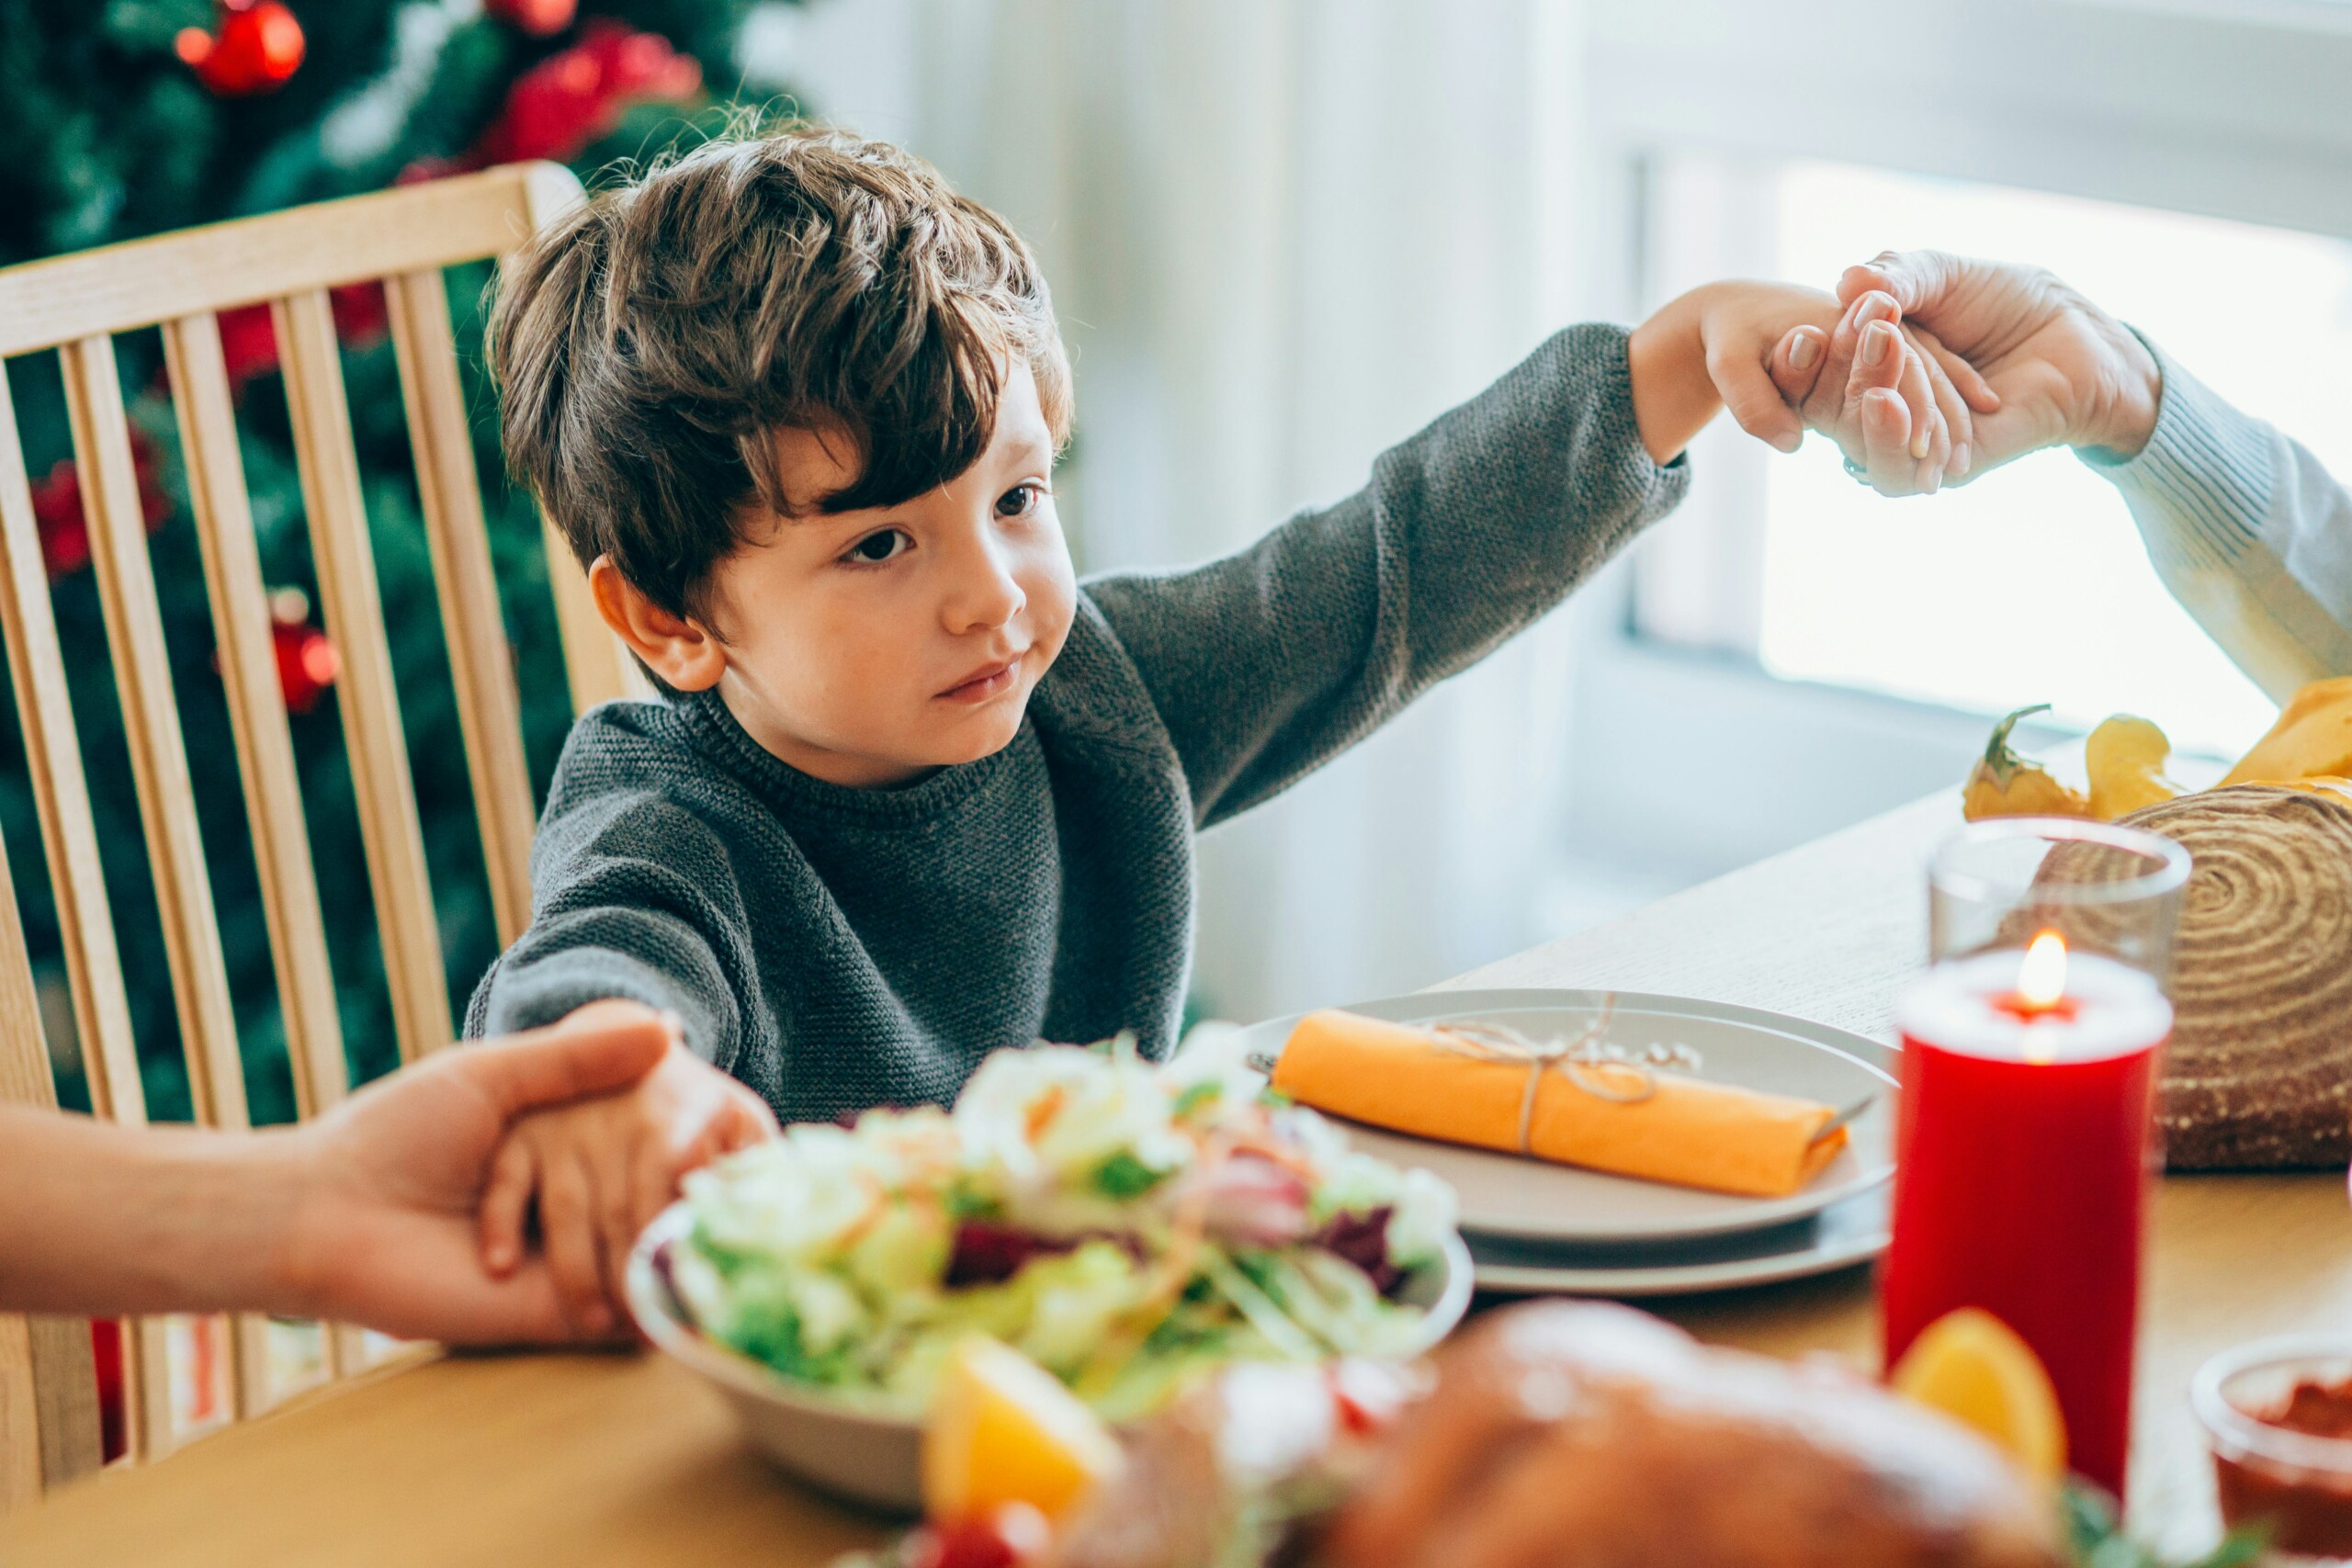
(2194, 1336), (2352, 1562)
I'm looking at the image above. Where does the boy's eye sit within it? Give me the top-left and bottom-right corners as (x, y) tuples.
(996, 483), (1042, 519)
(844, 529), (910, 564)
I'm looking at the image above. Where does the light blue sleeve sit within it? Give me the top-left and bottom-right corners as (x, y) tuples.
(2082, 334), (2352, 702)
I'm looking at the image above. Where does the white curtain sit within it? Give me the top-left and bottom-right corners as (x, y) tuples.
(763, 0), (1598, 1021)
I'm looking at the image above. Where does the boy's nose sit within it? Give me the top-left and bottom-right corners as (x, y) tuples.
(939, 532), (1026, 635)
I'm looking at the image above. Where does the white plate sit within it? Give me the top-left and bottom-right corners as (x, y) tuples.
(625, 1203), (1476, 1514)
(1465, 1186), (1889, 1298)
(1236, 988), (1895, 1245)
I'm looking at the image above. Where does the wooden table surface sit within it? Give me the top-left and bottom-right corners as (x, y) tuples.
(7, 792), (2347, 1564)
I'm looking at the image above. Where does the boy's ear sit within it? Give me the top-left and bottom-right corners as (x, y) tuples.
(588, 556), (726, 692)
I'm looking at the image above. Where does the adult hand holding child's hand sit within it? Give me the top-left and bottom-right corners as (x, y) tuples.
(1770, 251), (2163, 494)
(478, 998), (780, 1338)
(1634, 280), (1985, 491)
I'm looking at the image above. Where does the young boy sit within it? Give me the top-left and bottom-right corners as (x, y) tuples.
(466, 129), (1977, 1328)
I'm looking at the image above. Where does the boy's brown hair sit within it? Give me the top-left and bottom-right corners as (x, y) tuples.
(489, 128), (1072, 622)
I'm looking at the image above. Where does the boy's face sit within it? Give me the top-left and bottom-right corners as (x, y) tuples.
(694, 364), (1075, 788)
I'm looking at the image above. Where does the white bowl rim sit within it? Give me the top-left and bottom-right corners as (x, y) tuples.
(624, 1199), (1476, 1428)
(2190, 1332), (2352, 1473)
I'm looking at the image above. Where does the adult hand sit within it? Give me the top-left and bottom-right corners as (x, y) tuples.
(1768, 288), (1997, 495)
(1770, 252), (2162, 496)
(1633, 279), (1980, 488)
(278, 1004), (675, 1344)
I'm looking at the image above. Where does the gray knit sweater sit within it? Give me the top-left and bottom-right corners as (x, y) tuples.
(465, 323), (1688, 1122)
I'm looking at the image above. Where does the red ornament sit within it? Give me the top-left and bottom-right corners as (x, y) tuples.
(176, 1), (306, 97)
(267, 587), (339, 715)
(215, 303), (278, 388)
(394, 24), (703, 186)
(486, 0), (579, 37)
(28, 427), (172, 580)
(330, 280), (390, 348)
(472, 22), (702, 168)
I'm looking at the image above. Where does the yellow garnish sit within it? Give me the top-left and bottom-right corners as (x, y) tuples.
(922, 1335), (1125, 1524)
(1889, 1307), (2067, 1483)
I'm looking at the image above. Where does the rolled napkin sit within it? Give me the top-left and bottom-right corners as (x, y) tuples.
(1270, 1009), (1849, 1198)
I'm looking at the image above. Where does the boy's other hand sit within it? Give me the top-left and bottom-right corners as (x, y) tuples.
(276, 1003), (672, 1344)
(1629, 281), (1980, 482)
(476, 1002), (779, 1337)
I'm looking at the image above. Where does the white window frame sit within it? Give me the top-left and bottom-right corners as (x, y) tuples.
(1551, 0), (2352, 889)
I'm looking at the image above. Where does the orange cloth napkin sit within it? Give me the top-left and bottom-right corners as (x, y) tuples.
(1271, 1010), (1849, 1198)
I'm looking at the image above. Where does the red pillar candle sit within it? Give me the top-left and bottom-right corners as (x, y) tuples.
(1884, 936), (2172, 1498)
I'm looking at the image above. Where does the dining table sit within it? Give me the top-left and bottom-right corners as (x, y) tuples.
(5, 789), (2346, 1566)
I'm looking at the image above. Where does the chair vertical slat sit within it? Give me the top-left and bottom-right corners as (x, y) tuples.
(0, 1315), (40, 1508)
(272, 289), (450, 1065)
(0, 833), (102, 1504)
(62, 333), (272, 1426)
(163, 315), (349, 1122)
(23, 1319), (101, 1495)
(165, 313), (369, 1386)
(384, 269), (534, 945)
(0, 365), (175, 1463)
(0, 377), (143, 1123)
(61, 335), (249, 1135)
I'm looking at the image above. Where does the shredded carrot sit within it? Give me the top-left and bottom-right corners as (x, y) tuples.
(1024, 1084), (1069, 1142)
(831, 1169), (892, 1251)
(1229, 1133), (1320, 1184)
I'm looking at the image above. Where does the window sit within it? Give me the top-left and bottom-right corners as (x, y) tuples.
(1635, 157), (2352, 758)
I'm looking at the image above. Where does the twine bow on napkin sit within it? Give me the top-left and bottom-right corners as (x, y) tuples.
(1425, 996), (1705, 1154)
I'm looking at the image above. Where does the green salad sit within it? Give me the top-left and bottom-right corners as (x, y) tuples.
(667, 1028), (1457, 1421)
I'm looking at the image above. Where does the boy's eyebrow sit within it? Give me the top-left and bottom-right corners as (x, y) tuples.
(1001, 431), (1055, 468)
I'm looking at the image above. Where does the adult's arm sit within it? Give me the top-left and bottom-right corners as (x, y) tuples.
(1776, 251), (2352, 700)
(0, 1008), (669, 1342)
(2081, 340), (2352, 700)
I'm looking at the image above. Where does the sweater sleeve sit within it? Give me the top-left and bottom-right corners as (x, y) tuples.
(1084, 322), (1688, 828)
(2083, 333), (2352, 701)
(463, 791), (756, 1077)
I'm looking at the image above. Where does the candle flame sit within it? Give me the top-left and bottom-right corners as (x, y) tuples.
(2017, 930), (2069, 1010)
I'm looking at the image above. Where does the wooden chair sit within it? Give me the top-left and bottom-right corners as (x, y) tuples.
(0, 161), (641, 1506)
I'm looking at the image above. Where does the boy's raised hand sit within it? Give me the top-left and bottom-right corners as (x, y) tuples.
(476, 999), (779, 1337)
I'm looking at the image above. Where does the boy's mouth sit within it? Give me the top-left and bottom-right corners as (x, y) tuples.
(937, 655), (1023, 705)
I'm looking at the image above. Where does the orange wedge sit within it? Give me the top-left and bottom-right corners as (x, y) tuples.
(1889, 1307), (2067, 1483)
(922, 1335), (1125, 1524)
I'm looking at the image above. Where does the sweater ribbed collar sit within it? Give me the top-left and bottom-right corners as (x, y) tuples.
(672, 688), (1027, 829)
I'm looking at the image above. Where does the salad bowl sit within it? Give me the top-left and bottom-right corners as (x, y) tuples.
(626, 1202), (1475, 1513)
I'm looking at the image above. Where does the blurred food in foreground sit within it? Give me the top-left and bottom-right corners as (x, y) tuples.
(1046, 1302), (2064, 1568)
(667, 1032), (1460, 1422)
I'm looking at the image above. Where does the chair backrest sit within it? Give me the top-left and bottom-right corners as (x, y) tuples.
(0, 161), (638, 1506)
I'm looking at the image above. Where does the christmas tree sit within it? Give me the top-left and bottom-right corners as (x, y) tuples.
(0, 0), (797, 1124)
